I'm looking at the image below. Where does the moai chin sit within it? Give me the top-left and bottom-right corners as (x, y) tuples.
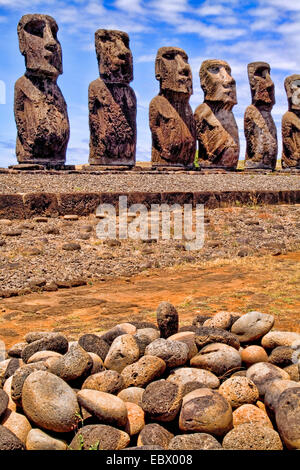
(88, 29), (136, 166)
(14, 14), (70, 165)
(244, 62), (277, 170)
(149, 47), (196, 168)
(194, 59), (239, 170)
(282, 75), (300, 169)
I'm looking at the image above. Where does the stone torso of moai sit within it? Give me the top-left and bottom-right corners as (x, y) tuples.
(244, 62), (277, 170)
(88, 29), (136, 166)
(14, 14), (69, 166)
(282, 75), (300, 169)
(194, 60), (239, 170)
(149, 47), (196, 168)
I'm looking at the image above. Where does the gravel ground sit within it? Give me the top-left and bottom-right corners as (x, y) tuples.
(0, 204), (299, 296)
(0, 173), (299, 194)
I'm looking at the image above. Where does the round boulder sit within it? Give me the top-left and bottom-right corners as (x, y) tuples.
(166, 367), (220, 391)
(190, 343), (242, 377)
(219, 376), (259, 408)
(156, 302), (178, 339)
(78, 334), (110, 361)
(45, 343), (92, 382)
(77, 389), (128, 427)
(275, 387), (300, 449)
(0, 425), (25, 450)
(232, 404), (273, 428)
(121, 356), (166, 388)
(82, 370), (125, 395)
(195, 327), (240, 350)
(117, 387), (144, 407)
(145, 338), (189, 368)
(246, 362), (290, 397)
(168, 433), (222, 450)
(124, 402), (145, 436)
(69, 424), (130, 450)
(241, 345), (268, 367)
(21, 370), (79, 433)
(104, 334), (140, 373)
(203, 311), (238, 330)
(133, 328), (160, 355)
(231, 311), (274, 343)
(167, 332), (198, 360)
(222, 423), (283, 450)
(261, 331), (300, 350)
(26, 428), (67, 450)
(1, 410), (32, 444)
(137, 423), (173, 449)
(21, 333), (68, 363)
(268, 346), (297, 368)
(179, 388), (233, 437)
(11, 362), (48, 406)
(141, 379), (183, 422)
(0, 390), (9, 419)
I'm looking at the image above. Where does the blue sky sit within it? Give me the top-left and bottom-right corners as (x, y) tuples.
(0, 0), (299, 167)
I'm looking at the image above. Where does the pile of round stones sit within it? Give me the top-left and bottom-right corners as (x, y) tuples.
(0, 303), (299, 451)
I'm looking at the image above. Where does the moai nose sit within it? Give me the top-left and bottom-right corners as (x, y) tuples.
(177, 55), (190, 76)
(44, 23), (57, 51)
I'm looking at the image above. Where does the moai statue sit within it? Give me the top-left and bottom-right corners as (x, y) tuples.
(14, 14), (69, 166)
(194, 60), (239, 169)
(149, 47), (196, 168)
(88, 29), (136, 166)
(244, 62), (277, 170)
(282, 75), (300, 169)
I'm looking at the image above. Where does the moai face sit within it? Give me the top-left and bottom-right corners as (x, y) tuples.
(248, 62), (275, 108)
(200, 59), (237, 106)
(17, 14), (62, 78)
(284, 74), (300, 112)
(95, 29), (133, 83)
(155, 47), (193, 95)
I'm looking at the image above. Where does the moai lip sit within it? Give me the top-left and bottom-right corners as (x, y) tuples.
(194, 59), (239, 170)
(149, 47), (196, 168)
(244, 61), (278, 170)
(282, 74), (300, 170)
(88, 29), (137, 167)
(14, 14), (70, 166)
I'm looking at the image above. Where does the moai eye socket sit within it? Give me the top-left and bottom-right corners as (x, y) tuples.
(51, 26), (58, 41)
(254, 67), (269, 78)
(24, 19), (45, 38)
(208, 66), (220, 74)
(163, 52), (175, 60)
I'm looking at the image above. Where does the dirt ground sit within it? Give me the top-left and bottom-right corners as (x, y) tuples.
(0, 250), (299, 349)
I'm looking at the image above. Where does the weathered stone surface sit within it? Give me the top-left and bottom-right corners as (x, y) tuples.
(265, 379), (299, 414)
(195, 60), (239, 169)
(190, 343), (242, 376)
(203, 311), (238, 330)
(195, 327), (240, 350)
(168, 433), (222, 450)
(268, 346), (297, 367)
(246, 362), (290, 397)
(78, 333), (110, 361)
(156, 301), (178, 339)
(8, 342), (27, 358)
(222, 423), (283, 450)
(117, 387), (144, 407)
(241, 345), (269, 367)
(219, 376), (259, 408)
(21, 333), (68, 363)
(167, 332), (198, 359)
(100, 323), (137, 346)
(284, 364), (300, 382)
(89, 29), (136, 166)
(21, 370), (79, 432)
(275, 387), (300, 449)
(150, 47), (196, 167)
(121, 355), (166, 388)
(26, 428), (67, 450)
(11, 362), (48, 406)
(27, 350), (62, 364)
(137, 423), (173, 449)
(104, 334), (140, 372)
(282, 74), (300, 169)
(77, 389), (128, 427)
(45, 343), (92, 382)
(231, 311), (274, 343)
(166, 366), (220, 391)
(134, 328), (160, 355)
(69, 424), (130, 450)
(88, 352), (105, 375)
(0, 424), (25, 450)
(3, 377), (17, 412)
(179, 388), (233, 437)
(244, 62), (277, 170)
(0, 390), (9, 419)
(145, 338), (189, 368)
(1, 409), (32, 444)
(232, 404), (273, 428)
(124, 402), (145, 436)
(261, 330), (300, 349)
(15, 14), (69, 165)
(141, 379), (182, 422)
(82, 370), (124, 394)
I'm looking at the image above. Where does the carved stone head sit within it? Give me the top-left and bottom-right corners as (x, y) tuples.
(18, 14), (62, 78)
(248, 62), (275, 108)
(155, 47), (193, 95)
(200, 59), (237, 107)
(95, 29), (133, 84)
(284, 74), (300, 112)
